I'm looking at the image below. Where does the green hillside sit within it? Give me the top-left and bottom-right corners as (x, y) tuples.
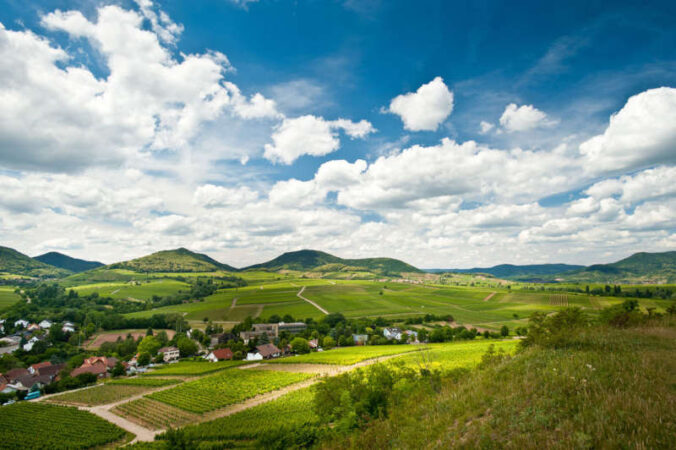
(0, 246), (71, 278)
(448, 263), (584, 280)
(34, 251), (103, 273)
(244, 249), (421, 274)
(107, 248), (237, 273)
(557, 251), (676, 283)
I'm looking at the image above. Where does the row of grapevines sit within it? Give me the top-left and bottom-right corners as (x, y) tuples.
(112, 398), (198, 429)
(147, 369), (314, 413)
(108, 377), (180, 387)
(268, 344), (421, 365)
(46, 384), (150, 406)
(143, 360), (245, 376)
(169, 386), (318, 441)
(0, 402), (126, 449)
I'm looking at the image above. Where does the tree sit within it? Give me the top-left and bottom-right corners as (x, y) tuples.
(137, 335), (161, 356)
(111, 361), (126, 377)
(323, 336), (335, 349)
(500, 325), (509, 337)
(137, 352), (151, 366)
(291, 337), (310, 354)
(177, 336), (198, 357)
(146, 327), (154, 336)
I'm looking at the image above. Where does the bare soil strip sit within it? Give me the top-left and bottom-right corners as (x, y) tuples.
(482, 292), (497, 302)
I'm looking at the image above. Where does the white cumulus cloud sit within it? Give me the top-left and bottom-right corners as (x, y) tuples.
(387, 77), (454, 131)
(499, 103), (556, 132)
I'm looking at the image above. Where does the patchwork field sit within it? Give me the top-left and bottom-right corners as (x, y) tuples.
(85, 329), (176, 350)
(268, 344), (421, 365)
(0, 403), (127, 449)
(72, 279), (190, 300)
(112, 398), (199, 430)
(147, 369), (314, 413)
(46, 384), (153, 406)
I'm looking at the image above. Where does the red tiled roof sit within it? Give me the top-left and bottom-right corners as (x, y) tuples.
(71, 362), (107, 377)
(256, 343), (281, 358)
(30, 361), (52, 371)
(5, 368), (29, 383)
(211, 348), (233, 360)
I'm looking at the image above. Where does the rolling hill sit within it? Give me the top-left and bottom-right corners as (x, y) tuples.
(107, 248), (237, 273)
(446, 263), (584, 280)
(556, 251), (676, 283)
(244, 249), (421, 274)
(0, 246), (71, 278)
(34, 252), (103, 273)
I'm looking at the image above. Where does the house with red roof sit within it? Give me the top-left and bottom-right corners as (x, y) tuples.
(206, 348), (233, 362)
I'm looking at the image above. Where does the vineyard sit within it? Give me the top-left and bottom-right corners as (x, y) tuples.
(387, 340), (519, 372)
(112, 398), (199, 429)
(267, 345), (421, 365)
(46, 384), (150, 406)
(107, 377), (180, 387)
(143, 360), (246, 376)
(0, 402), (127, 449)
(549, 294), (569, 306)
(147, 369), (314, 413)
(172, 387), (317, 442)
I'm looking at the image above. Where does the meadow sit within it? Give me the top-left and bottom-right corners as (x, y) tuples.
(268, 344), (421, 365)
(147, 369), (314, 413)
(0, 402), (127, 449)
(0, 286), (21, 311)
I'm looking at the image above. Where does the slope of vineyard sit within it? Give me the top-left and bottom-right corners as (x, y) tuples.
(112, 398), (199, 429)
(0, 402), (127, 448)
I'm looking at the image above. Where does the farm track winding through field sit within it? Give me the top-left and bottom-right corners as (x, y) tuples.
(483, 292), (497, 302)
(296, 286), (329, 315)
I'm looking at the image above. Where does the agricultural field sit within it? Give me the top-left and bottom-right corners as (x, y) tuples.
(0, 402), (127, 448)
(147, 369), (314, 413)
(112, 398), (199, 430)
(72, 279), (190, 300)
(0, 286), (20, 310)
(175, 386), (317, 442)
(268, 344), (421, 365)
(143, 360), (246, 376)
(387, 340), (519, 372)
(46, 384), (152, 406)
(107, 377), (181, 387)
(85, 329), (176, 350)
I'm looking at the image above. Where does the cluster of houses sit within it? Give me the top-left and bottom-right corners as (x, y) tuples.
(238, 322), (308, 344)
(0, 319), (77, 354)
(0, 361), (66, 394)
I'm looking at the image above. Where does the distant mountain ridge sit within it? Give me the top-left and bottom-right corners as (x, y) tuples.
(0, 246), (71, 278)
(445, 263), (584, 280)
(108, 248), (237, 273)
(34, 252), (103, 273)
(244, 249), (421, 274)
(558, 251), (676, 283)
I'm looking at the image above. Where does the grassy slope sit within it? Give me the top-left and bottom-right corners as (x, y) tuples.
(556, 251), (676, 284)
(0, 286), (21, 311)
(34, 251), (103, 273)
(0, 245), (70, 278)
(333, 320), (676, 449)
(108, 248), (237, 273)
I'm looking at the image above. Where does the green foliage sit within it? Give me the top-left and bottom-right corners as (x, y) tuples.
(522, 307), (590, 348)
(147, 369), (313, 413)
(268, 345), (420, 365)
(138, 335), (162, 355)
(108, 248), (236, 273)
(176, 336), (198, 357)
(0, 246), (71, 278)
(323, 336), (336, 349)
(34, 251), (103, 273)
(291, 337), (310, 354)
(0, 403), (126, 449)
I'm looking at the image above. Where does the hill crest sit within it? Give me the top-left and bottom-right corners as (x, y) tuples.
(0, 246), (71, 278)
(107, 247), (236, 273)
(34, 251), (103, 273)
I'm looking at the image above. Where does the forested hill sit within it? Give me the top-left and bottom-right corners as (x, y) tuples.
(107, 248), (237, 273)
(244, 249), (422, 274)
(0, 246), (71, 278)
(447, 263), (584, 280)
(557, 251), (676, 283)
(34, 252), (103, 273)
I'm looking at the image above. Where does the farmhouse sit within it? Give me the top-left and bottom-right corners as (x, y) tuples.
(253, 323), (279, 338)
(14, 319), (29, 329)
(239, 330), (270, 344)
(210, 332), (236, 347)
(158, 346), (180, 362)
(38, 320), (52, 329)
(247, 343), (281, 361)
(28, 361), (51, 375)
(206, 348), (233, 362)
(27, 323), (40, 332)
(62, 322), (76, 333)
(383, 327), (403, 340)
(352, 334), (368, 345)
(71, 356), (119, 378)
(308, 339), (319, 350)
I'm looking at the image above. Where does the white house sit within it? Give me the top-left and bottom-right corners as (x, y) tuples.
(62, 322), (75, 333)
(383, 327), (403, 340)
(14, 319), (29, 329)
(38, 320), (52, 329)
(23, 336), (40, 352)
(246, 352), (263, 361)
(0, 319), (5, 334)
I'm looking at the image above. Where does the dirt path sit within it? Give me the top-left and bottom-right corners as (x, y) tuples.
(296, 286), (329, 315)
(483, 292), (497, 302)
(230, 297), (238, 308)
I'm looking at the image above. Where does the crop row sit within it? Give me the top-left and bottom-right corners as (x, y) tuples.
(147, 369), (314, 413)
(143, 360), (245, 376)
(0, 403), (126, 449)
(268, 344), (421, 365)
(46, 384), (150, 406)
(108, 377), (180, 387)
(113, 398), (198, 429)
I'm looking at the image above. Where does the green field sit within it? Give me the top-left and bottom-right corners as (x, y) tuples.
(268, 344), (421, 365)
(0, 402), (127, 449)
(107, 377), (181, 387)
(0, 286), (20, 310)
(388, 340), (519, 371)
(143, 360), (246, 376)
(46, 384), (152, 406)
(175, 386), (317, 441)
(112, 398), (200, 430)
(147, 369), (314, 413)
(72, 279), (190, 300)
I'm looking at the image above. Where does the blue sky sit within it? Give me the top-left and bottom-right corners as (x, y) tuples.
(0, 0), (674, 267)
